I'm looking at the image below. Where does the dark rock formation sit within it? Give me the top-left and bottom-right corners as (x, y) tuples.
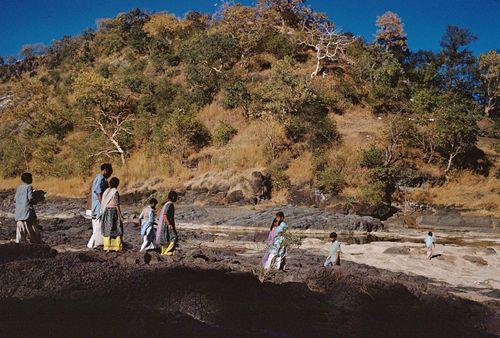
(211, 205), (383, 232)
(417, 210), (496, 228)
(384, 246), (411, 255)
(463, 255), (488, 266)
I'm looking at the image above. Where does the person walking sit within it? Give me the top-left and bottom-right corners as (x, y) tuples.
(87, 163), (112, 249)
(100, 177), (124, 252)
(425, 231), (436, 260)
(139, 198), (158, 252)
(324, 232), (341, 267)
(261, 217), (279, 267)
(14, 172), (41, 244)
(263, 212), (288, 270)
(156, 191), (178, 255)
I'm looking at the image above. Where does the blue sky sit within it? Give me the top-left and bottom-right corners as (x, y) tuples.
(0, 0), (498, 57)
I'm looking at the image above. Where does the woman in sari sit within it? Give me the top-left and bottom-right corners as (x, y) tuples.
(155, 191), (178, 255)
(99, 177), (124, 252)
(263, 212), (288, 270)
(261, 217), (278, 267)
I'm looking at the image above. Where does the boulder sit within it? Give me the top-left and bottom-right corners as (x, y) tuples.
(183, 169), (271, 205)
(463, 255), (488, 266)
(417, 210), (494, 228)
(384, 246), (411, 255)
(348, 202), (397, 221)
(226, 189), (245, 204)
(479, 247), (497, 255)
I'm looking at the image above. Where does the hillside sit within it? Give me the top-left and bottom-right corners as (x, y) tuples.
(0, 2), (498, 216)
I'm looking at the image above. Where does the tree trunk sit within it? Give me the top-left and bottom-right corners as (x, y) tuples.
(445, 153), (455, 172)
(109, 137), (126, 165)
(311, 48), (321, 78)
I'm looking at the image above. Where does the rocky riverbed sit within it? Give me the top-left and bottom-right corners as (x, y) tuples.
(0, 190), (499, 337)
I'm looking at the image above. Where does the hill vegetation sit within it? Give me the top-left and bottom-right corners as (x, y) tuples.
(0, 1), (498, 215)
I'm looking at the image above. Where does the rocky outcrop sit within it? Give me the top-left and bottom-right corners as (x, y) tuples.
(384, 246), (411, 255)
(463, 255), (488, 266)
(183, 169), (271, 205)
(0, 94), (12, 111)
(210, 205), (382, 232)
(416, 210), (497, 228)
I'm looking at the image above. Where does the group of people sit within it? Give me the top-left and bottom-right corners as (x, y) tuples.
(12, 162), (436, 269)
(85, 163), (179, 254)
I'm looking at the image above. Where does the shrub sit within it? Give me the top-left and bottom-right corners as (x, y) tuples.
(183, 32), (240, 105)
(357, 182), (386, 205)
(31, 136), (69, 177)
(213, 121), (238, 147)
(314, 168), (344, 195)
(310, 117), (339, 148)
(65, 132), (100, 177)
(0, 136), (30, 178)
(257, 28), (296, 59)
(360, 147), (385, 168)
(221, 80), (251, 109)
(270, 168), (291, 191)
(164, 110), (211, 158)
(359, 146), (402, 204)
(97, 63), (111, 78)
(284, 115), (307, 142)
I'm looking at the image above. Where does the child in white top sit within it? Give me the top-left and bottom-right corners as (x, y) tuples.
(324, 232), (341, 267)
(425, 231), (435, 260)
(139, 198), (158, 252)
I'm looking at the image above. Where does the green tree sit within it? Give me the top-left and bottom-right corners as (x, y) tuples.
(0, 134), (31, 178)
(438, 25), (478, 96)
(183, 32), (240, 106)
(433, 94), (480, 171)
(350, 44), (410, 114)
(478, 50), (499, 117)
(163, 110), (211, 158)
(252, 57), (338, 146)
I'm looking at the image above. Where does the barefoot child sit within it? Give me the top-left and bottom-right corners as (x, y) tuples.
(425, 231), (435, 260)
(324, 232), (341, 267)
(139, 198), (158, 252)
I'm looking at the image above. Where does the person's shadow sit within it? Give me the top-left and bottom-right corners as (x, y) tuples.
(430, 254), (442, 259)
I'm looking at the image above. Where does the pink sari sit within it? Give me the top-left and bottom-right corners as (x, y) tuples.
(261, 227), (276, 267)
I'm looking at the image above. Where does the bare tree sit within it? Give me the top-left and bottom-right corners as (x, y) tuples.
(87, 108), (134, 165)
(298, 14), (353, 77)
(73, 71), (135, 164)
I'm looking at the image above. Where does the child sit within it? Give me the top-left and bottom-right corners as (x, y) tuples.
(324, 232), (341, 267)
(425, 231), (435, 260)
(139, 198), (158, 252)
